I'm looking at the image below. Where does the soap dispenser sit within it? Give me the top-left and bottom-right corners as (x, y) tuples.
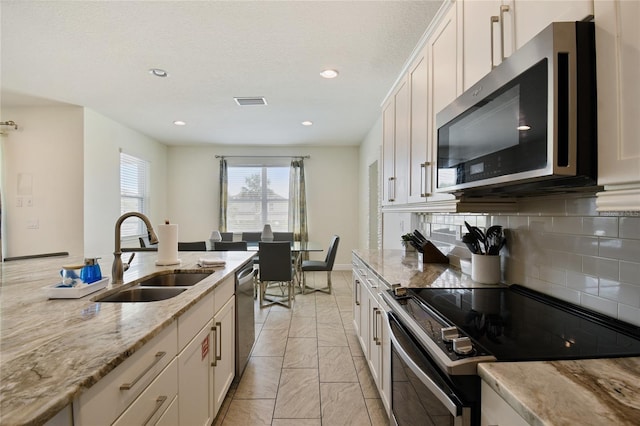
(81, 258), (102, 284)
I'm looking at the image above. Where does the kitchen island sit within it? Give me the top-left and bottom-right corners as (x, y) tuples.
(353, 249), (640, 426)
(0, 251), (254, 425)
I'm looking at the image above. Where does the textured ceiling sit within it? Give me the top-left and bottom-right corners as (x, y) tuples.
(1, 1), (443, 146)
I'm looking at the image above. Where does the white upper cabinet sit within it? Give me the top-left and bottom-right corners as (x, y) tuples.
(407, 50), (430, 203)
(462, 0), (594, 91)
(382, 77), (409, 206)
(426, 4), (461, 205)
(595, 0), (640, 211)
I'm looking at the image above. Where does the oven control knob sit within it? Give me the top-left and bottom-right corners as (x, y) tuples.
(441, 326), (459, 342)
(452, 337), (473, 355)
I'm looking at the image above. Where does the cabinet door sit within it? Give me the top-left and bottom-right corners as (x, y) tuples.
(595, 0), (640, 211)
(461, 0), (503, 90)
(408, 50), (430, 202)
(378, 297), (392, 416)
(213, 295), (236, 414)
(178, 320), (214, 426)
(394, 78), (410, 205)
(352, 269), (363, 341)
(382, 98), (396, 206)
(512, 0), (594, 50)
(428, 5), (461, 203)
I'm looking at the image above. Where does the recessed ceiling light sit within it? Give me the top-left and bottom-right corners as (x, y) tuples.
(517, 125), (531, 131)
(302, 121), (313, 126)
(173, 120), (186, 126)
(149, 68), (168, 77)
(320, 69), (339, 79)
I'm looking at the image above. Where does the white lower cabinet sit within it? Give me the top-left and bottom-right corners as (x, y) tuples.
(212, 295), (235, 415)
(481, 380), (528, 426)
(178, 319), (214, 426)
(113, 358), (178, 426)
(73, 274), (238, 426)
(352, 255), (391, 416)
(73, 322), (178, 426)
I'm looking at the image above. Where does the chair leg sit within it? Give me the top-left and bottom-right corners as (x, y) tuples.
(260, 280), (294, 309)
(302, 270), (332, 295)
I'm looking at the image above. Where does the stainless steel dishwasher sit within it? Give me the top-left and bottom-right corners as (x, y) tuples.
(235, 263), (256, 378)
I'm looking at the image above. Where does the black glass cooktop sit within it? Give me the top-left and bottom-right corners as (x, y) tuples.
(406, 285), (640, 361)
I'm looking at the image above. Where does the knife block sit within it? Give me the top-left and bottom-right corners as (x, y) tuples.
(420, 241), (449, 264)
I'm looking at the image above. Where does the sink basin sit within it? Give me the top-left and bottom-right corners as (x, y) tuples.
(96, 287), (187, 302)
(137, 272), (212, 287)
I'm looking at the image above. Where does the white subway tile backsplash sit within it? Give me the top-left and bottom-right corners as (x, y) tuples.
(582, 256), (620, 281)
(620, 217), (640, 239)
(552, 217), (583, 235)
(618, 304), (640, 326)
(580, 293), (618, 317)
(583, 217), (618, 237)
(599, 278), (640, 307)
(620, 261), (640, 286)
(566, 271), (598, 294)
(599, 238), (640, 262)
(421, 196), (640, 327)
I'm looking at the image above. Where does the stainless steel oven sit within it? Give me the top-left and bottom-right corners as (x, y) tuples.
(382, 285), (640, 426)
(388, 312), (477, 426)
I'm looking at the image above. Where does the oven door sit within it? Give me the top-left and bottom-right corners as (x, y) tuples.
(388, 312), (475, 426)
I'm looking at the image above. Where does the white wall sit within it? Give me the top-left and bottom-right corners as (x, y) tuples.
(83, 109), (168, 257)
(1, 106), (84, 258)
(358, 116), (382, 249)
(167, 144), (359, 268)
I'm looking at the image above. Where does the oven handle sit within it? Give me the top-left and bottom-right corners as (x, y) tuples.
(388, 314), (461, 417)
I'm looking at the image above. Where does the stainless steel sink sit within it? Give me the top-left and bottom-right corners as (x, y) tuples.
(96, 287), (187, 302)
(137, 272), (212, 287)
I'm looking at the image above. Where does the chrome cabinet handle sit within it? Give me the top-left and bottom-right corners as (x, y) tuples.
(355, 279), (360, 306)
(211, 325), (218, 367)
(421, 162), (431, 197)
(366, 278), (377, 289)
(388, 177), (395, 202)
(215, 321), (222, 362)
(490, 15), (499, 69)
(372, 307), (379, 343)
(120, 351), (166, 390)
(375, 309), (382, 346)
(500, 5), (510, 62)
(143, 395), (167, 426)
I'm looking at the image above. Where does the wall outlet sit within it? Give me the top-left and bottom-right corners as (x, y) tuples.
(26, 197), (33, 207)
(16, 197), (23, 207)
(27, 219), (39, 229)
(455, 225), (462, 241)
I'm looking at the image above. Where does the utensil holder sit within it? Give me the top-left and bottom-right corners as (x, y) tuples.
(471, 254), (501, 284)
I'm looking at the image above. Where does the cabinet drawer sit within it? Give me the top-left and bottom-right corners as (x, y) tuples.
(74, 322), (177, 426)
(178, 291), (214, 351)
(113, 358), (178, 426)
(214, 276), (234, 313)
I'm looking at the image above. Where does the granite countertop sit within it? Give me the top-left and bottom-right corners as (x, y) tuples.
(479, 359), (640, 426)
(354, 249), (640, 426)
(0, 251), (254, 426)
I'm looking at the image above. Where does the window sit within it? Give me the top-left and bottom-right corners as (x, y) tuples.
(120, 152), (149, 238)
(226, 165), (289, 232)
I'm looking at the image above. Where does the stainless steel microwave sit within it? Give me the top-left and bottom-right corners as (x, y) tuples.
(436, 21), (597, 196)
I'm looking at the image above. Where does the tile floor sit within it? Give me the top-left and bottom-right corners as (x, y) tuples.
(213, 271), (389, 426)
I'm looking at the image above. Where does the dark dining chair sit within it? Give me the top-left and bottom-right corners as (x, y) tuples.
(178, 241), (207, 251)
(301, 235), (339, 294)
(241, 232), (262, 242)
(213, 241), (248, 251)
(273, 232), (294, 242)
(220, 232), (234, 242)
(258, 241), (294, 308)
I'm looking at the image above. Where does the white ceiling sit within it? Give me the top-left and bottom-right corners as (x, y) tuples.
(1, 1), (443, 147)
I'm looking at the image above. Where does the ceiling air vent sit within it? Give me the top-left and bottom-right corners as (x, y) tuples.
(234, 97), (267, 106)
